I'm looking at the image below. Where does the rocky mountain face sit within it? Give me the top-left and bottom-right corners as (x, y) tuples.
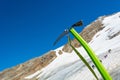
(0, 51), (56, 80)
(0, 15), (107, 80)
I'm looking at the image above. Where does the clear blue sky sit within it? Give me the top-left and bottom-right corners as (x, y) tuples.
(0, 0), (120, 71)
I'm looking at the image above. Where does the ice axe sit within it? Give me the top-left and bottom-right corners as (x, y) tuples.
(53, 20), (112, 80)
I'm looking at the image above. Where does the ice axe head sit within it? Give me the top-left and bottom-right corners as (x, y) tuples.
(53, 20), (83, 46)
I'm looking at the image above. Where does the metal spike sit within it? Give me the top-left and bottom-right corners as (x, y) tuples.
(53, 29), (69, 46)
(53, 20), (83, 46)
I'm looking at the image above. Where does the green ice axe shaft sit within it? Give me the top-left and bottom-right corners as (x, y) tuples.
(68, 36), (99, 80)
(69, 28), (112, 80)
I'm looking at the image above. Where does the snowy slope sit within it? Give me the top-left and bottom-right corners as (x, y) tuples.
(25, 12), (120, 80)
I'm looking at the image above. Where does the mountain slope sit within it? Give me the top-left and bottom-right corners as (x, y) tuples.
(25, 12), (120, 80)
(1, 12), (120, 80)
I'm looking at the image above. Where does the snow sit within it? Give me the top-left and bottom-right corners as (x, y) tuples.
(89, 12), (120, 54)
(25, 70), (42, 79)
(24, 12), (120, 80)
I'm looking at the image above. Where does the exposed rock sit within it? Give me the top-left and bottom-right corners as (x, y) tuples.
(0, 50), (56, 80)
(108, 31), (120, 39)
(58, 50), (63, 55)
(62, 44), (73, 53)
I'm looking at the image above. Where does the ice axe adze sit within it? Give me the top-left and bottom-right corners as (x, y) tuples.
(53, 20), (112, 80)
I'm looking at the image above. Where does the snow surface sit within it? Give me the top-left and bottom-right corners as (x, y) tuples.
(25, 12), (120, 80)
